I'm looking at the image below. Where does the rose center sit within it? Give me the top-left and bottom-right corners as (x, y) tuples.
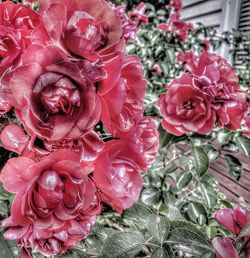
(183, 100), (193, 110)
(40, 85), (80, 115)
(80, 20), (109, 51)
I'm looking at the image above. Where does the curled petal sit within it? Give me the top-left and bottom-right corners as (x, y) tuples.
(212, 237), (239, 258)
(0, 124), (29, 154)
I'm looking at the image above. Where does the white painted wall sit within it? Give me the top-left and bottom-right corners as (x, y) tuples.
(181, 0), (242, 61)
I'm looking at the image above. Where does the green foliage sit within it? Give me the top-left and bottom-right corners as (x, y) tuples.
(224, 154), (243, 180)
(192, 146), (209, 177)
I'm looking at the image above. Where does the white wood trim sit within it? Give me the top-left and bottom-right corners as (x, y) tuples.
(220, 0), (242, 63)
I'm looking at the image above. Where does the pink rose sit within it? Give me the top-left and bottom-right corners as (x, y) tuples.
(157, 12), (193, 42)
(128, 2), (148, 26)
(212, 237), (239, 258)
(0, 1), (49, 77)
(93, 140), (144, 213)
(98, 54), (147, 135)
(158, 74), (216, 136)
(2, 44), (101, 141)
(182, 51), (248, 130)
(39, 0), (124, 61)
(181, 51), (239, 91)
(120, 116), (159, 169)
(1, 150), (101, 257)
(169, 0), (183, 11)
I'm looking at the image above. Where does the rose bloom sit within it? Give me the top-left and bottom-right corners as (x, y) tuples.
(0, 150), (101, 257)
(169, 0), (183, 11)
(157, 12), (193, 42)
(2, 44), (101, 141)
(93, 140), (144, 213)
(176, 50), (249, 131)
(39, 0), (124, 62)
(120, 116), (160, 169)
(183, 51), (239, 92)
(182, 50), (248, 130)
(98, 54), (147, 135)
(0, 1), (49, 77)
(158, 74), (216, 136)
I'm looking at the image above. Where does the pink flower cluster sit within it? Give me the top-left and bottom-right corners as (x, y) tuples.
(0, 0), (159, 257)
(158, 49), (248, 136)
(212, 205), (250, 258)
(157, 0), (193, 42)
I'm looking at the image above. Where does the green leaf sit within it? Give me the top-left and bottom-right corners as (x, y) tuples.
(170, 220), (205, 233)
(165, 205), (185, 221)
(217, 130), (232, 143)
(84, 235), (103, 256)
(0, 200), (8, 217)
(206, 226), (218, 239)
(221, 143), (239, 153)
(0, 235), (19, 258)
(186, 202), (207, 224)
(159, 125), (174, 148)
(100, 232), (144, 258)
(235, 136), (250, 155)
(224, 154), (243, 180)
(200, 251), (216, 258)
(141, 187), (161, 206)
(205, 146), (220, 162)
(147, 171), (162, 188)
(59, 250), (88, 258)
(166, 49), (175, 64)
(165, 163), (178, 174)
(200, 182), (218, 209)
(91, 225), (116, 242)
(123, 202), (152, 227)
(192, 146), (209, 176)
(147, 214), (170, 244)
(177, 172), (192, 190)
(168, 228), (213, 255)
(150, 246), (174, 258)
(238, 221), (250, 237)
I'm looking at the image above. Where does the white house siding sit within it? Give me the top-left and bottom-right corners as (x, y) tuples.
(181, 0), (223, 32)
(181, 0), (243, 61)
(234, 0), (250, 69)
